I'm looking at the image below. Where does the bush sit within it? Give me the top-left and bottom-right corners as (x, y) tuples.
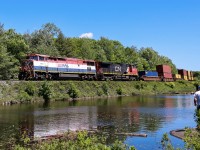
(17, 91), (31, 102)
(68, 84), (80, 99)
(13, 131), (136, 150)
(165, 82), (175, 89)
(116, 87), (123, 95)
(25, 82), (35, 96)
(38, 82), (52, 101)
(184, 128), (200, 149)
(135, 81), (146, 90)
(102, 83), (109, 95)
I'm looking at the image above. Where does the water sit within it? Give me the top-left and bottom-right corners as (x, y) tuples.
(0, 94), (196, 149)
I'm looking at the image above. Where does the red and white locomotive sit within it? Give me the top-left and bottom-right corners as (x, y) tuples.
(18, 53), (138, 80)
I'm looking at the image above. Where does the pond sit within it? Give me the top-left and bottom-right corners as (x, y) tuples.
(0, 94), (196, 149)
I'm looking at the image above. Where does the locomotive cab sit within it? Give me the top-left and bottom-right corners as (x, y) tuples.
(18, 54), (48, 80)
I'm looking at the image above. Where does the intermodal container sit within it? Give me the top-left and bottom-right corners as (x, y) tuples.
(191, 72), (194, 80)
(158, 72), (173, 78)
(183, 75), (188, 80)
(173, 74), (181, 79)
(156, 65), (172, 73)
(187, 70), (194, 81)
(178, 69), (187, 76)
(187, 71), (191, 80)
(138, 71), (158, 77)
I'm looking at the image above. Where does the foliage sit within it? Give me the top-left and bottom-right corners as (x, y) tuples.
(38, 82), (52, 101)
(116, 87), (123, 95)
(183, 128), (200, 150)
(138, 47), (177, 73)
(177, 80), (187, 85)
(161, 133), (177, 150)
(25, 82), (36, 96)
(153, 84), (158, 94)
(0, 44), (18, 79)
(165, 82), (175, 89)
(135, 81), (147, 91)
(67, 83), (80, 99)
(0, 80), (196, 103)
(194, 109), (200, 131)
(193, 71), (200, 80)
(102, 82), (109, 95)
(17, 90), (31, 102)
(13, 131), (135, 150)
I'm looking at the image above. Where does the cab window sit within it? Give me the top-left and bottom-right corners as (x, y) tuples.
(29, 56), (38, 60)
(39, 56), (45, 61)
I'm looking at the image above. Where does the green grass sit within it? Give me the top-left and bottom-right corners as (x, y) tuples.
(0, 80), (197, 104)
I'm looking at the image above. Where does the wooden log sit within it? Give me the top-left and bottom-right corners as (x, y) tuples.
(115, 132), (147, 137)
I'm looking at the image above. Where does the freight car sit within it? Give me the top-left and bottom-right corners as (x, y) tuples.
(138, 71), (161, 81)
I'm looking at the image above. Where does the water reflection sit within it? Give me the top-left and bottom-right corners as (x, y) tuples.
(0, 94), (196, 149)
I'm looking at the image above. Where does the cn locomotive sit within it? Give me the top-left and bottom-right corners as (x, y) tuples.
(18, 53), (194, 81)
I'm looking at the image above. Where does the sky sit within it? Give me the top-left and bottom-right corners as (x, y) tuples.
(1, 0), (200, 71)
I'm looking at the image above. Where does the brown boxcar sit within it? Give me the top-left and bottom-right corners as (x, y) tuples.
(158, 72), (173, 78)
(156, 65), (172, 73)
(178, 69), (187, 76)
(158, 72), (173, 81)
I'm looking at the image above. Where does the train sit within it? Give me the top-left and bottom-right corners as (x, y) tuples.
(18, 53), (194, 81)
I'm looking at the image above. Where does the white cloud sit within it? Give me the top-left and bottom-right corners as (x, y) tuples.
(79, 32), (93, 39)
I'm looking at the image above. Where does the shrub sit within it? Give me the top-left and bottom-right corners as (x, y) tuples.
(153, 84), (158, 93)
(161, 133), (175, 150)
(184, 128), (200, 149)
(102, 83), (109, 95)
(116, 87), (123, 95)
(165, 82), (175, 89)
(13, 131), (136, 150)
(25, 82), (35, 96)
(135, 81), (146, 90)
(97, 89), (103, 96)
(68, 84), (80, 99)
(17, 91), (31, 102)
(177, 80), (186, 85)
(38, 82), (52, 101)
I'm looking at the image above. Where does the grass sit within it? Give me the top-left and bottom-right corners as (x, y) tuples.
(0, 80), (197, 104)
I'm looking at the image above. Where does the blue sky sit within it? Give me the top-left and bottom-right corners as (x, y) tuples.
(1, 0), (200, 71)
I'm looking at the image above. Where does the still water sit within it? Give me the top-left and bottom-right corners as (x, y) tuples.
(0, 94), (196, 149)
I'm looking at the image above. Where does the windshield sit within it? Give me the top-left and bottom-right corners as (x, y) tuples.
(28, 56), (38, 61)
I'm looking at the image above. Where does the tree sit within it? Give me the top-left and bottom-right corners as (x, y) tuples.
(28, 23), (61, 56)
(0, 44), (18, 79)
(97, 37), (115, 62)
(139, 47), (159, 70)
(4, 29), (29, 62)
(124, 46), (139, 65)
(0, 23), (4, 36)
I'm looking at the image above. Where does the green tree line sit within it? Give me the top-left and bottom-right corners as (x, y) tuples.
(0, 22), (178, 80)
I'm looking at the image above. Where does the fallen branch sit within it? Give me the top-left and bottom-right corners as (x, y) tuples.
(115, 132), (147, 137)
